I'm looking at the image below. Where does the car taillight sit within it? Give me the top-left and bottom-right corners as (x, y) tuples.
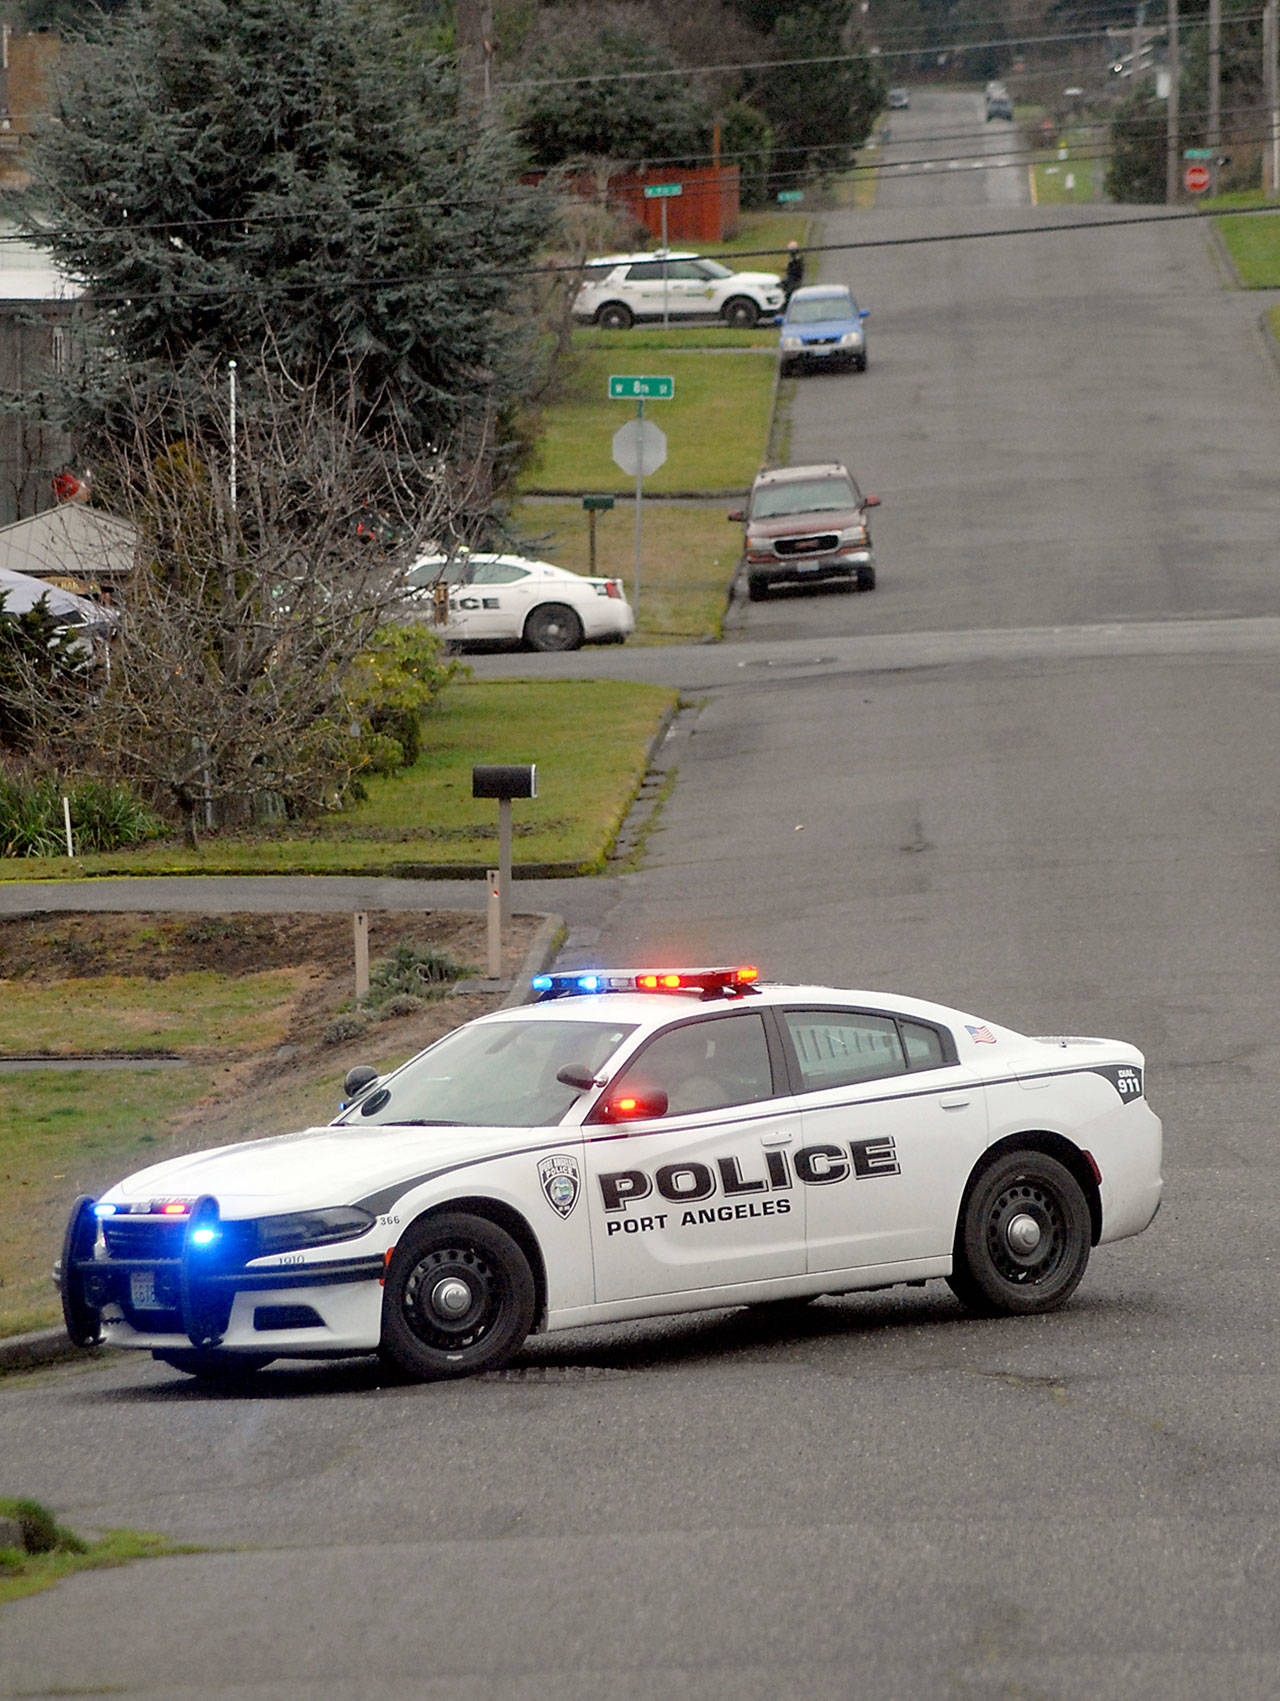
(604, 579), (624, 600)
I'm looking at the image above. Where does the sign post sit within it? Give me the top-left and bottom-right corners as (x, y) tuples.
(609, 376), (673, 610)
(582, 493), (615, 576)
(643, 183), (683, 325)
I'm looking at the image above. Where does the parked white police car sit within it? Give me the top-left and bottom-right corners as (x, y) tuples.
(60, 968), (1163, 1384)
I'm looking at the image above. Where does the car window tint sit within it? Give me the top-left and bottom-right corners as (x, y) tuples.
(900, 1019), (948, 1070)
(470, 561), (529, 584)
(625, 261), (666, 281)
(783, 1010), (906, 1090)
(608, 1013), (774, 1116)
(665, 261), (706, 280)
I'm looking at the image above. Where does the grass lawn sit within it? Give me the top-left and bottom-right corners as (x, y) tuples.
(0, 1064), (226, 1333)
(522, 347), (775, 495)
(1210, 196), (1280, 286)
(0, 676), (677, 880)
(512, 498), (739, 644)
(1031, 130), (1100, 205)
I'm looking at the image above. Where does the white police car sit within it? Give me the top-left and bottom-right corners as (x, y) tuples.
(61, 968), (1163, 1384)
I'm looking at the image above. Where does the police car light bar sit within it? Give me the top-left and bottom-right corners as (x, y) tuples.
(532, 966), (759, 1001)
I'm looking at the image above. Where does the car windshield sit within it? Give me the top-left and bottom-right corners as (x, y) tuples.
(751, 476), (859, 517)
(338, 1017), (638, 1128)
(695, 258), (732, 279)
(788, 295), (856, 325)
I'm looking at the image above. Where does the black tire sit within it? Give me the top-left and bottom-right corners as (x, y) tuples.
(523, 602), (584, 652)
(380, 1212), (536, 1382)
(746, 574), (770, 602)
(856, 564), (876, 591)
(152, 1349), (275, 1383)
(596, 302), (633, 330)
(854, 353), (868, 372)
(947, 1150), (1091, 1316)
(723, 296), (759, 329)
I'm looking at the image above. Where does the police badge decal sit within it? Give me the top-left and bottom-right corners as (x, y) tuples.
(538, 1154), (581, 1219)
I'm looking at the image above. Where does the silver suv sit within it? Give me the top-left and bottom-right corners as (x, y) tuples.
(730, 462), (880, 600)
(573, 251), (785, 330)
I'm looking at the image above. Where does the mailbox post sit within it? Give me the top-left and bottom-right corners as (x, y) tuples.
(472, 763), (537, 978)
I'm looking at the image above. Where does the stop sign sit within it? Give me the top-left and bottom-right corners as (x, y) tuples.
(1184, 162), (1211, 194)
(612, 417), (667, 478)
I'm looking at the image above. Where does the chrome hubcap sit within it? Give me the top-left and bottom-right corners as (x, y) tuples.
(1006, 1212), (1042, 1255)
(431, 1277), (472, 1319)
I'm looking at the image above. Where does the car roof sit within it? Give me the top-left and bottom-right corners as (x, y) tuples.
(787, 286), (856, 307)
(585, 250), (700, 267)
(751, 461), (853, 488)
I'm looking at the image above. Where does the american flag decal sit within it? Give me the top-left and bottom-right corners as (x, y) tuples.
(966, 1023), (997, 1044)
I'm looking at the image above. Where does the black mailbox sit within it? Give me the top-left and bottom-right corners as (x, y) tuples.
(472, 764), (537, 800)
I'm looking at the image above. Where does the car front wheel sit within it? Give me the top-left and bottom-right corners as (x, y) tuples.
(856, 564), (876, 591)
(596, 302), (634, 330)
(380, 1213), (536, 1382)
(524, 603), (584, 652)
(747, 574), (771, 601)
(722, 297), (759, 329)
(947, 1150), (1091, 1316)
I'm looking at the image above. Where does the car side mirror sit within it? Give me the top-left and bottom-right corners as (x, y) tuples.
(556, 1063), (601, 1091)
(859, 308), (870, 319)
(343, 1064), (380, 1102)
(863, 494), (881, 509)
(727, 509), (745, 522)
(595, 1088), (669, 1123)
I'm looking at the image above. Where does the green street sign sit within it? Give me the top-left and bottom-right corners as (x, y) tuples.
(1184, 147), (1214, 159)
(643, 182), (683, 198)
(582, 494), (615, 511)
(776, 190), (804, 202)
(608, 375), (675, 400)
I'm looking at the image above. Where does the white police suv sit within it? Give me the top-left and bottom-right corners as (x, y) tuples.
(61, 968), (1163, 1384)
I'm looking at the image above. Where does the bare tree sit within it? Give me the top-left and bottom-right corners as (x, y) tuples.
(46, 353), (487, 845)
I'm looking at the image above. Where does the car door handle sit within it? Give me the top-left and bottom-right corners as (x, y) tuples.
(939, 1097), (971, 1110)
(760, 1132), (795, 1148)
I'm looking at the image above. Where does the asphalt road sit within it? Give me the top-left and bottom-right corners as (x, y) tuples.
(3, 89), (1280, 1699)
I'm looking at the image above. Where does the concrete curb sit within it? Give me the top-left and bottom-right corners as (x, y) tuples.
(0, 911), (568, 1378)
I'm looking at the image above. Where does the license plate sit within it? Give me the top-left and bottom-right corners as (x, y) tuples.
(797, 562), (822, 573)
(130, 1270), (159, 1309)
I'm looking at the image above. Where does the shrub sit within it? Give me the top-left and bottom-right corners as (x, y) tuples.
(362, 942), (475, 1008)
(345, 624), (462, 777)
(0, 768), (164, 857)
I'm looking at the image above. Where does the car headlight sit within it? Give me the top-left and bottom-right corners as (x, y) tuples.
(840, 330), (864, 346)
(781, 336), (802, 350)
(253, 1206), (376, 1257)
(838, 525), (869, 548)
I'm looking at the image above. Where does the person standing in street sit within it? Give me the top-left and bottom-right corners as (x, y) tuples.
(783, 240), (804, 303)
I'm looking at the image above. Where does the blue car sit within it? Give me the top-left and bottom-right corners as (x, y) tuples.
(779, 284), (869, 375)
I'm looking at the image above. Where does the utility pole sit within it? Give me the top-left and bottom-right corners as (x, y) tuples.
(456, 0), (493, 112)
(1207, 0), (1221, 191)
(1165, 0), (1180, 205)
(1265, 0), (1279, 197)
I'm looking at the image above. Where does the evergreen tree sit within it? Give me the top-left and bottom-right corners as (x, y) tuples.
(21, 0), (551, 497)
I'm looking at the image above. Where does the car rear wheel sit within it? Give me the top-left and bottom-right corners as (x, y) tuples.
(723, 297), (759, 329)
(152, 1349), (275, 1383)
(596, 302), (633, 330)
(380, 1213), (535, 1382)
(524, 602), (584, 652)
(947, 1150), (1091, 1316)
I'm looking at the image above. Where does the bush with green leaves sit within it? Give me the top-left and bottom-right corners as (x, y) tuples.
(345, 623), (462, 777)
(0, 768), (164, 857)
(362, 942), (475, 1009)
